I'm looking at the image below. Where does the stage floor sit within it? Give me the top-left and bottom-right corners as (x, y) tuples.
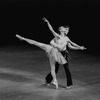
(0, 46), (100, 100)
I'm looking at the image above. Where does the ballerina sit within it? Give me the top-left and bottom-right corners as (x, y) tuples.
(16, 34), (68, 89)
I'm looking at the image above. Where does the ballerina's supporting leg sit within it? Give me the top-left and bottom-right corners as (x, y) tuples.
(49, 56), (58, 89)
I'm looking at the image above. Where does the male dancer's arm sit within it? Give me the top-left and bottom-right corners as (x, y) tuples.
(67, 42), (80, 50)
(50, 39), (66, 51)
(50, 39), (58, 48)
(67, 37), (86, 50)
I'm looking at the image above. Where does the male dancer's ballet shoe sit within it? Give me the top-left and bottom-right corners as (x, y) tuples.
(46, 83), (50, 86)
(65, 86), (71, 89)
(44, 80), (51, 86)
(65, 85), (73, 89)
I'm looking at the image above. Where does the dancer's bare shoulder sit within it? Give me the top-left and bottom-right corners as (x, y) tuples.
(63, 36), (70, 42)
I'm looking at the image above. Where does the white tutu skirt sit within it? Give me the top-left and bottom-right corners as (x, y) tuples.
(16, 35), (67, 64)
(41, 44), (67, 64)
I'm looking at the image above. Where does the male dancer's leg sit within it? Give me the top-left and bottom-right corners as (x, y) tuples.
(60, 51), (73, 86)
(45, 62), (59, 83)
(63, 62), (73, 86)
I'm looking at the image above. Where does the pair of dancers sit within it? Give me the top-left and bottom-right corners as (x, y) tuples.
(16, 18), (86, 89)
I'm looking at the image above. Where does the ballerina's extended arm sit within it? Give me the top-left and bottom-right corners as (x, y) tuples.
(43, 18), (60, 38)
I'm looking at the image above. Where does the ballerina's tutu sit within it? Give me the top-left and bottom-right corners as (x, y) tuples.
(44, 45), (67, 64)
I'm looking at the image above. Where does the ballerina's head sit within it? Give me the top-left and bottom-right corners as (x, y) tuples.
(58, 26), (69, 36)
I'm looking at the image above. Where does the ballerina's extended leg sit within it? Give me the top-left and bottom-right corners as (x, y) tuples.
(16, 34), (58, 89)
(16, 34), (52, 51)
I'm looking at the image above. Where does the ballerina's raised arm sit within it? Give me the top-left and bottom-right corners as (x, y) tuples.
(42, 17), (60, 38)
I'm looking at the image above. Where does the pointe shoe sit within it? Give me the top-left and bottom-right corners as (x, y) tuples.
(52, 81), (58, 89)
(16, 34), (24, 41)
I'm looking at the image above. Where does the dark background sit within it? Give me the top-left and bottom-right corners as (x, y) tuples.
(0, 0), (100, 55)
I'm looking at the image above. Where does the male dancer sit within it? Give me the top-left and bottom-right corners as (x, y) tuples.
(43, 18), (86, 89)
